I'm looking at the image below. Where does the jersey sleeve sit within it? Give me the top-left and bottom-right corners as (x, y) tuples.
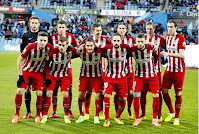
(160, 36), (166, 49)
(178, 36), (186, 50)
(21, 44), (32, 58)
(71, 34), (78, 47)
(79, 37), (87, 45)
(20, 34), (28, 53)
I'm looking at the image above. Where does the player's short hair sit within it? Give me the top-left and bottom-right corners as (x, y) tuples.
(137, 33), (145, 38)
(38, 31), (49, 37)
(29, 16), (39, 22)
(91, 24), (101, 30)
(85, 37), (96, 46)
(58, 37), (68, 42)
(118, 22), (128, 29)
(57, 20), (67, 26)
(112, 33), (121, 39)
(146, 21), (156, 28)
(168, 20), (178, 27)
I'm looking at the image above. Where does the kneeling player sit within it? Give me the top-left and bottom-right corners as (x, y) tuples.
(75, 38), (103, 124)
(128, 33), (161, 127)
(41, 37), (77, 123)
(12, 32), (53, 123)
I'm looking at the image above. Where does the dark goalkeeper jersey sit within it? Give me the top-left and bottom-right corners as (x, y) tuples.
(20, 28), (47, 53)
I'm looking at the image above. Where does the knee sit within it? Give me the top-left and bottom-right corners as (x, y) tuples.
(37, 91), (43, 96)
(95, 93), (101, 100)
(175, 91), (182, 96)
(79, 92), (85, 99)
(46, 91), (53, 97)
(162, 88), (169, 94)
(17, 88), (24, 94)
(134, 92), (141, 97)
(122, 97), (127, 101)
(153, 93), (159, 98)
(104, 94), (111, 98)
(63, 92), (69, 98)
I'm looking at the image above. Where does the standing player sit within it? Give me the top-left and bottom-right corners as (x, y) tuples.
(41, 37), (77, 124)
(12, 32), (53, 123)
(20, 16), (47, 119)
(129, 33), (161, 127)
(139, 21), (166, 122)
(49, 20), (78, 118)
(160, 20), (186, 125)
(99, 33), (130, 127)
(115, 22), (135, 119)
(79, 24), (110, 120)
(75, 38), (103, 124)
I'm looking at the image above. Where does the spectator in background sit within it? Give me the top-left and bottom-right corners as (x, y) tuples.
(46, 21), (50, 31)
(5, 28), (13, 39)
(41, 19), (46, 30)
(178, 20), (184, 27)
(13, 30), (18, 38)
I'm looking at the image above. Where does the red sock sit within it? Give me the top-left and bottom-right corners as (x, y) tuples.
(78, 98), (85, 116)
(100, 95), (104, 111)
(127, 93), (134, 110)
(116, 99), (126, 118)
(134, 97), (140, 119)
(69, 86), (72, 109)
(140, 92), (147, 116)
(163, 93), (174, 113)
(158, 92), (163, 115)
(15, 94), (22, 116)
(175, 95), (182, 118)
(36, 95), (43, 117)
(95, 99), (101, 116)
(153, 97), (159, 119)
(43, 96), (51, 116)
(63, 97), (70, 116)
(52, 89), (58, 112)
(85, 93), (91, 114)
(103, 97), (110, 120)
(114, 95), (119, 113)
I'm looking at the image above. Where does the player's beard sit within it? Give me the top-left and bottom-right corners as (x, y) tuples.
(114, 44), (120, 50)
(32, 27), (39, 32)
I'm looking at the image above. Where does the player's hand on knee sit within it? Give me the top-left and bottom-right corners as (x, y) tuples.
(17, 75), (25, 87)
(44, 79), (51, 88)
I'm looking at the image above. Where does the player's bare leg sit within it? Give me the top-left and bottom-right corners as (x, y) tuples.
(76, 92), (86, 123)
(162, 88), (175, 122)
(63, 91), (71, 123)
(41, 90), (53, 123)
(35, 90), (43, 123)
(114, 92), (119, 114)
(152, 93), (161, 127)
(132, 92), (141, 126)
(12, 88), (24, 123)
(69, 83), (75, 119)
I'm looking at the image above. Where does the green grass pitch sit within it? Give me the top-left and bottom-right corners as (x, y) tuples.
(0, 51), (198, 134)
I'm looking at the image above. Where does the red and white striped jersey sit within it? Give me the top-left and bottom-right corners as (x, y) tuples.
(49, 32), (78, 69)
(80, 35), (111, 73)
(165, 34), (186, 72)
(21, 43), (53, 73)
(79, 48), (103, 77)
(100, 44), (130, 79)
(122, 36), (136, 74)
(145, 34), (166, 73)
(129, 44), (157, 78)
(47, 47), (77, 78)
